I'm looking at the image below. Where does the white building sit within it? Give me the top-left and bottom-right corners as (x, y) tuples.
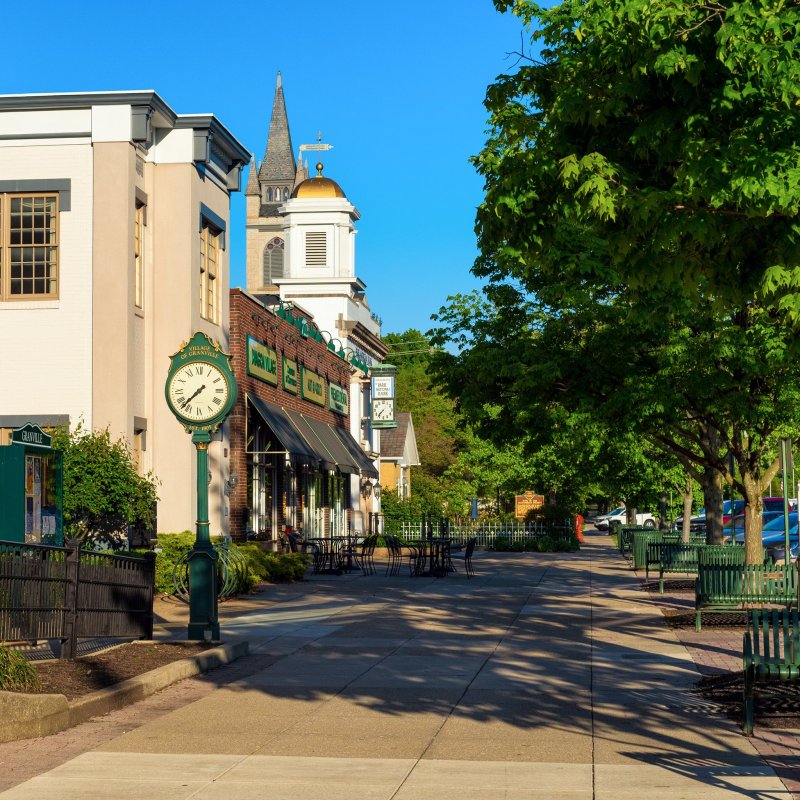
(245, 75), (388, 527)
(0, 91), (249, 539)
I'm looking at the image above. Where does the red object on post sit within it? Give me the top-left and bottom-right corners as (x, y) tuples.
(574, 514), (585, 542)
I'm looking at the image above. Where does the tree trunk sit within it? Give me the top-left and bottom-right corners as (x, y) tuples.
(681, 476), (693, 544)
(626, 504), (636, 525)
(701, 466), (724, 545)
(742, 470), (765, 566)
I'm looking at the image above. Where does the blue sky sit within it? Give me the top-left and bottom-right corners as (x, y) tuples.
(2, 1), (527, 335)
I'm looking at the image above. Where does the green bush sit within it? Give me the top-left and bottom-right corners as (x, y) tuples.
(0, 646), (40, 692)
(235, 544), (310, 583)
(491, 534), (579, 553)
(123, 535), (312, 594)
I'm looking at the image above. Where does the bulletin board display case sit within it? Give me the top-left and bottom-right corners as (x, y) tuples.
(0, 424), (63, 546)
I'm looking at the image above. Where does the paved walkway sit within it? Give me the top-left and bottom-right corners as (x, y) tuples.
(0, 531), (791, 799)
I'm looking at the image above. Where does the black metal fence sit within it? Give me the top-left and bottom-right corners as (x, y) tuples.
(0, 538), (155, 658)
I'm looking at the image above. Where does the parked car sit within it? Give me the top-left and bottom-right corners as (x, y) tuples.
(722, 510), (784, 541)
(732, 512), (799, 559)
(675, 497), (790, 532)
(593, 507), (625, 531)
(595, 506), (656, 531)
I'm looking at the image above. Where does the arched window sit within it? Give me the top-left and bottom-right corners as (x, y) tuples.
(267, 187), (273, 202)
(283, 187), (290, 200)
(263, 237), (285, 285)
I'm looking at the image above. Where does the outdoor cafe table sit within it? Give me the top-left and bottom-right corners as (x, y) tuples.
(408, 537), (451, 577)
(305, 536), (359, 574)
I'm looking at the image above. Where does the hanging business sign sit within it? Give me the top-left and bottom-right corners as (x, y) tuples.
(246, 337), (278, 386)
(11, 423), (52, 450)
(282, 357), (298, 394)
(328, 382), (349, 416)
(300, 366), (326, 406)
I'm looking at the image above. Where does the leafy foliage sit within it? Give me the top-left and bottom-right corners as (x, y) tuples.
(433, 0), (800, 559)
(0, 645), (40, 692)
(52, 425), (158, 546)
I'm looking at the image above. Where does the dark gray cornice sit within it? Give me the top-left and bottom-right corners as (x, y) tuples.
(0, 91), (177, 125)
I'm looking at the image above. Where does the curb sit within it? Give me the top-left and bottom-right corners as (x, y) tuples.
(0, 640), (249, 744)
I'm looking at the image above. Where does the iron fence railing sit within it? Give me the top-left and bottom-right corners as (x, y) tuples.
(0, 538), (155, 658)
(393, 517), (573, 549)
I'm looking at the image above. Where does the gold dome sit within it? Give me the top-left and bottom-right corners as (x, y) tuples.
(291, 162), (346, 199)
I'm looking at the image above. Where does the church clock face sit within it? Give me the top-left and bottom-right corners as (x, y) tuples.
(167, 362), (231, 423)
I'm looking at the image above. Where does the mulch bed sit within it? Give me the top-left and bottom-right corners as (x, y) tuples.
(15, 642), (217, 701)
(695, 671), (800, 730)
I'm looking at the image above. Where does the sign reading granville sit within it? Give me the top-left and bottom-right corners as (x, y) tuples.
(246, 337), (279, 385)
(283, 358), (298, 394)
(328, 382), (349, 416)
(11, 423), (52, 450)
(300, 367), (326, 407)
(515, 491), (544, 519)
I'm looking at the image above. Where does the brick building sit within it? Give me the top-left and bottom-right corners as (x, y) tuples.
(228, 289), (378, 543)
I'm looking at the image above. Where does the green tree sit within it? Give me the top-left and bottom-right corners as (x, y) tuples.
(52, 425), (158, 545)
(435, 0), (800, 562)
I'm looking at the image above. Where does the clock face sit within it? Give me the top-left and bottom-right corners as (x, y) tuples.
(372, 398), (394, 421)
(168, 361), (230, 423)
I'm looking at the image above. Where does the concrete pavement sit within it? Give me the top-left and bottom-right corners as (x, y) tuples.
(0, 530), (790, 799)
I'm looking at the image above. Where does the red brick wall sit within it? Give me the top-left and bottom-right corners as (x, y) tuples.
(228, 289), (354, 540)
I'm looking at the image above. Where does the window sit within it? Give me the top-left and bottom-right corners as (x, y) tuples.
(200, 222), (220, 323)
(0, 193), (59, 300)
(305, 231), (326, 267)
(267, 187), (273, 202)
(263, 237), (284, 285)
(134, 202), (144, 308)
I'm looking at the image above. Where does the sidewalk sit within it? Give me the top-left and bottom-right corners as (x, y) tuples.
(0, 530), (792, 799)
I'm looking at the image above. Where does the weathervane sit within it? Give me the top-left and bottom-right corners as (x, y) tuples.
(299, 131), (333, 154)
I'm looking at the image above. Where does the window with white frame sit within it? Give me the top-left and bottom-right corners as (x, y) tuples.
(200, 222), (220, 323)
(134, 202), (145, 308)
(0, 193), (59, 300)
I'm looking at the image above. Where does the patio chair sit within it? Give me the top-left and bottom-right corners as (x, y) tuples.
(385, 535), (408, 576)
(448, 537), (477, 578)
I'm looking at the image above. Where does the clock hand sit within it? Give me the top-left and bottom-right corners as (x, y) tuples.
(180, 384), (206, 407)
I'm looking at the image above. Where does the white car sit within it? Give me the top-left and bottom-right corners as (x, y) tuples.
(595, 507), (657, 530)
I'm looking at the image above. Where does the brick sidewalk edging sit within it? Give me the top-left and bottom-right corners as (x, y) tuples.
(644, 576), (800, 799)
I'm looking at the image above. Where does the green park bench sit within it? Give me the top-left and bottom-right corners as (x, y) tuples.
(644, 535), (708, 581)
(743, 609), (800, 735)
(624, 527), (658, 564)
(695, 560), (796, 631)
(647, 539), (708, 592)
(648, 540), (741, 592)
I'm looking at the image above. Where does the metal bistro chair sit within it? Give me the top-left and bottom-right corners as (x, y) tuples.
(448, 537), (477, 578)
(385, 535), (410, 576)
(346, 534), (378, 575)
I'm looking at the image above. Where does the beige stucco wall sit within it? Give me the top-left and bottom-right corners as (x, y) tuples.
(148, 163), (231, 535)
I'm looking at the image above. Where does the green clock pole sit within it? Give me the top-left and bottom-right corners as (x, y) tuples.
(187, 430), (219, 640)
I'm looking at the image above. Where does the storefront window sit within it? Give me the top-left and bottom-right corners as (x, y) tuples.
(248, 426), (276, 539)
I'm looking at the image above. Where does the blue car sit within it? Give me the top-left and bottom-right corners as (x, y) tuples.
(733, 512), (799, 551)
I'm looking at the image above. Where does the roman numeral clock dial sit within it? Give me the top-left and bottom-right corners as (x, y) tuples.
(168, 362), (230, 423)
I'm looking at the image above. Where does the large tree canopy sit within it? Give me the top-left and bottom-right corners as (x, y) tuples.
(480, 0), (800, 317)
(431, 0), (800, 561)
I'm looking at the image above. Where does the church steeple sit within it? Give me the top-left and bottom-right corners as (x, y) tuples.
(245, 154), (259, 196)
(258, 71), (296, 206)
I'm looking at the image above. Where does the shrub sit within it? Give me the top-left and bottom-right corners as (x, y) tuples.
(0, 646), (40, 692)
(51, 424), (158, 547)
(235, 544), (310, 583)
(492, 536), (512, 552)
